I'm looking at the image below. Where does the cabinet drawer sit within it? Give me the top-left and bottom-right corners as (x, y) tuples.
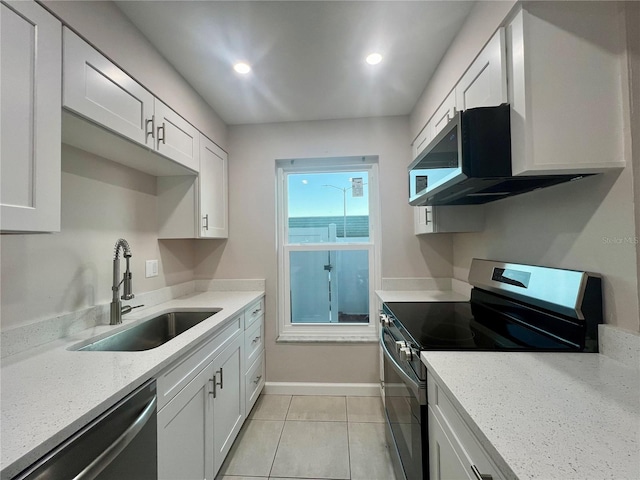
(156, 315), (242, 409)
(244, 297), (264, 329)
(244, 317), (264, 368)
(427, 373), (505, 480)
(245, 352), (265, 414)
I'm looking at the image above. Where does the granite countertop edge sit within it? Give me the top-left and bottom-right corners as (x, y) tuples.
(0, 290), (264, 479)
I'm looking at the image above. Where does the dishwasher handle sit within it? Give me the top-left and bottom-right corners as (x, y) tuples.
(73, 395), (157, 480)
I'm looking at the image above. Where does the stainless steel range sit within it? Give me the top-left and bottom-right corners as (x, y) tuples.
(380, 259), (603, 480)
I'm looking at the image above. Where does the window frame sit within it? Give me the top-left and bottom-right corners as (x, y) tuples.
(276, 156), (381, 342)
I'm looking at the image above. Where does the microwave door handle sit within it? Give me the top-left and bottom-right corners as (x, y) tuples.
(381, 332), (422, 401)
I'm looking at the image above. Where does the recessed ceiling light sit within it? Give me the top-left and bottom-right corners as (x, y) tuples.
(366, 53), (383, 65)
(233, 62), (251, 74)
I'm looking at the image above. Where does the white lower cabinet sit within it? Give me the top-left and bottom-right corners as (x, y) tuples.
(156, 319), (245, 480)
(243, 297), (265, 414)
(427, 372), (505, 480)
(157, 297), (266, 479)
(158, 364), (214, 480)
(212, 334), (245, 473)
(245, 353), (265, 416)
(414, 205), (484, 234)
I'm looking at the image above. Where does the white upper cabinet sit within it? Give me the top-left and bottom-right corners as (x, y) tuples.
(1, 1), (61, 232)
(62, 27), (199, 175)
(63, 28), (154, 146)
(155, 100), (200, 172)
(431, 90), (457, 137)
(414, 205), (484, 235)
(455, 28), (507, 111)
(199, 136), (228, 238)
(157, 134), (229, 240)
(507, 3), (626, 175)
(412, 120), (433, 160)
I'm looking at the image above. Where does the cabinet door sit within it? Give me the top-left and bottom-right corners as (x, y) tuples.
(428, 408), (473, 480)
(431, 90), (456, 137)
(212, 334), (245, 472)
(414, 206), (435, 234)
(412, 120), (432, 159)
(63, 27), (154, 147)
(507, 4), (626, 175)
(1, 1), (61, 232)
(199, 135), (228, 238)
(158, 364), (215, 480)
(154, 100), (200, 172)
(414, 205), (484, 235)
(456, 29), (507, 111)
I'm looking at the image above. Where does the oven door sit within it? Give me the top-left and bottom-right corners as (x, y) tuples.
(381, 328), (427, 480)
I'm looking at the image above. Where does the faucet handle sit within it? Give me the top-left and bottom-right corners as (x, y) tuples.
(121, 304), (144, 315)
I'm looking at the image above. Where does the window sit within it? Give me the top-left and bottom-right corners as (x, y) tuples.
(276, 156), (380, 341)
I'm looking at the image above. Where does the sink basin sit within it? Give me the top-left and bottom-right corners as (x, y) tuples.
(77, 309), (221, 351)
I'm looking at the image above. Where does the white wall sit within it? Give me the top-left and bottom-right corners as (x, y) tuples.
(0, 146), (196, 331)
(194, 116), (452, 383)
(42, 0), (228, 151)
(627, 1), (640, 326)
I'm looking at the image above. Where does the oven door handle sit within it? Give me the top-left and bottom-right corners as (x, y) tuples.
(381, 330), (425, 404)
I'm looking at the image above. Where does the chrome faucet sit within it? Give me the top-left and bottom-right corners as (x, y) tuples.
(110, 238), (135, 325)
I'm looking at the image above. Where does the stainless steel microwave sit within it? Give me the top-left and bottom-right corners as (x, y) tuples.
(408, 104), (584, 206)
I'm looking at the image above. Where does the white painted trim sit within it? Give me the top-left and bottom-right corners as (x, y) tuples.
(264, 382), (381, 397)
(275, 157), (382, 341)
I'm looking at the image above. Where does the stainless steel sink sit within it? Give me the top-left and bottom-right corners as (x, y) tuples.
(77, 309), (221, 351)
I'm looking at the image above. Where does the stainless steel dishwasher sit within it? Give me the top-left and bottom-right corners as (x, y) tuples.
(13, 380), (157, 480)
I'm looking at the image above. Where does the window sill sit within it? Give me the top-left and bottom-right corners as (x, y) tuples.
(276, 334), (379, 344)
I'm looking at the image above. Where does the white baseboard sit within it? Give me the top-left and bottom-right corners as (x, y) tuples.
(264, 382), (380, 397)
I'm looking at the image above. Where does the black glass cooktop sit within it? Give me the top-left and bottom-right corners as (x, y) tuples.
(383, 299), (580, 351)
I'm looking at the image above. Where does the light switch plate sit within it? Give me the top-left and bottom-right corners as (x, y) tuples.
(145, 260), (158, 278)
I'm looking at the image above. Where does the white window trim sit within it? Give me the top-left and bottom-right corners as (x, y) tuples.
(276, 156), (381, 343)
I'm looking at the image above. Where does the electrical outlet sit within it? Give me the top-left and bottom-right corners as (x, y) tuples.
(145, 260), (159, 278)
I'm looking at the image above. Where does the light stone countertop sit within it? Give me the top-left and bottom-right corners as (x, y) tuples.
(0, 290), (263, 480)
(421, 351), (640, 480)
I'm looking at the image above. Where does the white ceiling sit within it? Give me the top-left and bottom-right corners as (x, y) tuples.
(115, 1), (475, 126)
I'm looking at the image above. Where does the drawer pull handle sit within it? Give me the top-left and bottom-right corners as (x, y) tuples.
(471, 465), (492, 480)
(203, 214), (209, 230)
(252, 335), (261, 344)
(252, 308), (261, 316)
(209, 377), (216, 398)
(253, 375), (262, 384)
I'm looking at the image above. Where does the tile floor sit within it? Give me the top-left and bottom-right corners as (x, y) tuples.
(216, 394), (397, 480)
